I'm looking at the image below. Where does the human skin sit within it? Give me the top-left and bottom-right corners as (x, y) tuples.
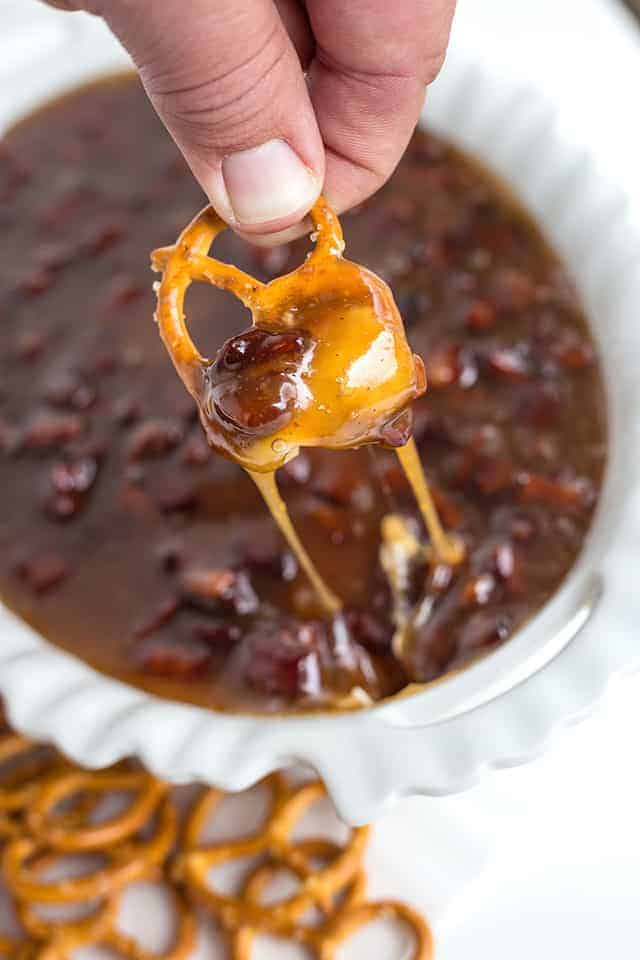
(42, 1), (456, 242)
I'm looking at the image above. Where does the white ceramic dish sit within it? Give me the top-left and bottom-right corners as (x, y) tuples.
(2, 2), (640, 825)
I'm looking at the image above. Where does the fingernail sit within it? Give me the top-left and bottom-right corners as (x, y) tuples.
(221, 139), (319, 229)
(236, 218), (312, 248)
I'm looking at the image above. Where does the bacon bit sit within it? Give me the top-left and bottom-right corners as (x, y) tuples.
(490, 267), (536, 312)
(343, 609), (391, 655)
(473, 457), (515, 495)
(519, 381), (564, 428)
(112, 396), (142, 427)
(127, 419), (184, 460)
(549, 332), (595, 370)
(156, 542), (183, 573)
(93, 351), (118, 375)
(517, 471), (596, 515)
(103, 273), (144, 310)
(132, 596), (181, 639)
(180, 436), (209, 467)
(472, 539), (524, 595)
(425, 343), (462, 388)
(34, 241), (76, 271)
(15, 552), (69, 593)
(43, 372), (96, 411)
(22, 412), (84, 450)
(464, 299), (496, 331)
(239, 538), (298, 582)
(181, 567), (258, 615)
(190, 621), (242, 652)
(487, 345), (533, 382)
(44, 457), (99, 520)
(411, 406), (450, 445)
(459, 610), (514, 652)
(50, 457), (97, 495)
(462, 573), (497, 606)
(244, 623), (325, 698)
(134, 635), (211, 677)
(83, 221), (126, 257)
(409, 623), (457, 681)
(18, 268), (56, 298)
(14, 330), (46, 362)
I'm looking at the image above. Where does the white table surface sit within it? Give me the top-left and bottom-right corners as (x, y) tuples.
(433, 3), (640, 957)
(2, 1), (640, 957)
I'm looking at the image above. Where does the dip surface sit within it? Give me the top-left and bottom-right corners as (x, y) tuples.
(0, 76), (606, 712)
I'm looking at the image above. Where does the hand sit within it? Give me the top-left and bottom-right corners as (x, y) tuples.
(43, 1), (456, 242)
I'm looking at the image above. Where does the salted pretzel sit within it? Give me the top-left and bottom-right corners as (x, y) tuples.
(175, 775), (370, 932)
(151, 197), (425, 474)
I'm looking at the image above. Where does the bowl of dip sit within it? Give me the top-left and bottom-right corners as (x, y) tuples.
(1, 3), (639, 823)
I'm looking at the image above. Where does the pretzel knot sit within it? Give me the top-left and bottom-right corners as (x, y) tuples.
(151, 197), (425, 473)
(229, 837), (433, 960)
(175, 774), (370, 933)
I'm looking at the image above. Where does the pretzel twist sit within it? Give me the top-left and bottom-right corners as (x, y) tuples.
(151, 198), (342, 394)
(0, 730), (432, 960)
(176, 775), (369, 932)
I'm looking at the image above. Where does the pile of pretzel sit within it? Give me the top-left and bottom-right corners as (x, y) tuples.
(0, 728), (433, 958)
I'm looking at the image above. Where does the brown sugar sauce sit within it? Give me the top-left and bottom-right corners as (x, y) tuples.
(0, 75), (606, 712)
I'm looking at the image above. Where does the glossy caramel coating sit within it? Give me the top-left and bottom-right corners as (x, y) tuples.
(152, 198), (425, 472)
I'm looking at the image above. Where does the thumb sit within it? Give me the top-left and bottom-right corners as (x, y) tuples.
(100, 0), (324, 234)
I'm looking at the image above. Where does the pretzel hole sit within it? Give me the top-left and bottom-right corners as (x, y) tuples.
(208, 852), (267, 899)
(85, 789), (138, 826)
(26, 895), (104, 926)
(195, 782), (275, 846)
(117, 880), (187, 955)
(335, 913), (419, 960)
(183, 281), (253, 362)
(47, 787), (134, 831)
(29, 851), (108, 886)
(0, 745), (55, 800)
(251, 866), (302, 909)
(0, 888), (22, 944)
